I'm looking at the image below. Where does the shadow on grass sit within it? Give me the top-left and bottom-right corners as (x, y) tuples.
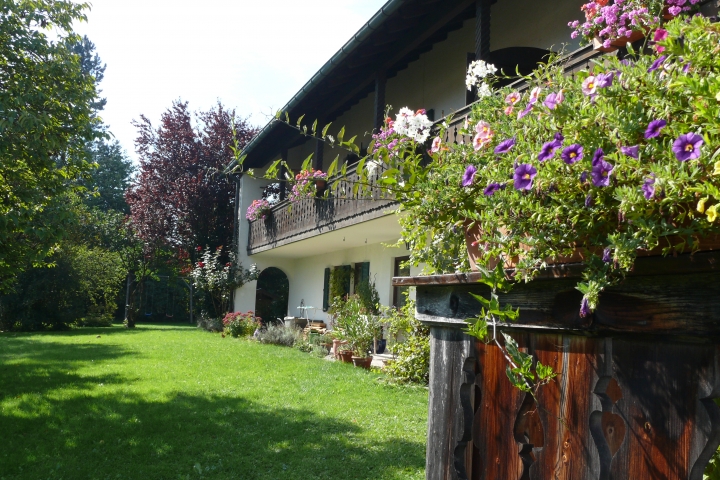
(1, 391), (425, 479)
(0, 331), (426, 479)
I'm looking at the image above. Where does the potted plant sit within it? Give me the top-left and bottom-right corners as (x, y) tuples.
(568, 0), (704, 52)
(332, 295), (379, 369)
(245, 199), (272, 221)
(288, 168), (328, 202)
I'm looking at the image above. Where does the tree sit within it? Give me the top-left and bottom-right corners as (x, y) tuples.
(126, 101), (257, 260)
(83, 139), (135, 213)
(0, 0), (99, 292)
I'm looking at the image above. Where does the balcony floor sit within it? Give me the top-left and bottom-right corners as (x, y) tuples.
(250, 213), (401, 259)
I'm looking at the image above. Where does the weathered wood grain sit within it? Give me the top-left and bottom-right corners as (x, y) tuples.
(467, 334), (719, 480)
(411, 255), (720, 338)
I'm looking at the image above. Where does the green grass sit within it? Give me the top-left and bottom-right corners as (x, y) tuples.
(0, 324), (428, 479)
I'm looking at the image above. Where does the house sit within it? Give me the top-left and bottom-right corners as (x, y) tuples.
(231, 0), (588, 324)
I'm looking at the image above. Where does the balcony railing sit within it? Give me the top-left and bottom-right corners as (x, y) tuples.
(434, 45), (603, 145)
(247, 162), (397, 254)
(248, 46), (604, 255)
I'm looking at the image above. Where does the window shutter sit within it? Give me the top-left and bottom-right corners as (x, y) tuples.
(322, 267), (331, 311)
(360, 262), (370, 285)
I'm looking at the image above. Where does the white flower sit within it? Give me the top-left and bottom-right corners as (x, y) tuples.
(476, 82), (492, 98)
(466, 60), (497, 90)
(394, 107), (433, 143)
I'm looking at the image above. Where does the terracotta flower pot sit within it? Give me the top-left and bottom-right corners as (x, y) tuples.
(352, 356), (373, 369)
(593, 30), (645, 52)
(338, 350), (353, 363)
(464, 220), (720, 272)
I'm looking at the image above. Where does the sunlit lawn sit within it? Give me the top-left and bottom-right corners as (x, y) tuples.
(0, 324), (427, 479)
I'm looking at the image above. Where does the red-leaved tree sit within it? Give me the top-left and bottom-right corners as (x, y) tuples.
(126, 101), (257, 265)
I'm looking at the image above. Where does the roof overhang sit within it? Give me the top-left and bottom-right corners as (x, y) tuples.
(232, 0), (484, 171)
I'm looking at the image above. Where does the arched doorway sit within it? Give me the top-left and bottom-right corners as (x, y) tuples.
(255, 267), (289, 323)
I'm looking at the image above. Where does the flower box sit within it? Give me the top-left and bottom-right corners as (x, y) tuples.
(592, 30), (646, 52)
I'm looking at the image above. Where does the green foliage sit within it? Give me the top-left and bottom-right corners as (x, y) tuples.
(256, 324), (299, 347)
(82, 139), (135, 213)
(328, 266), (351, 307)
(0, 0), (100, 291)
(332, 295), (381, 357)
(384, 329), (430, 385)
(381, 299), (430, 385)
(222, 312), (257, 338)
(356, 278), (380, 315)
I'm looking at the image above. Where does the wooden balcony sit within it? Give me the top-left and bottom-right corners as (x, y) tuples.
(247, 163), (397, 255)
(434, 45), (604, 145)
(247, 46), (604, 255)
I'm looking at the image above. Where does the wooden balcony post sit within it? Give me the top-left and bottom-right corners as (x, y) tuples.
(279, 148), (288, 201)
(475, 0), (491, 62)
(314, 137), (324, 172)
(374, 70), (386, 132)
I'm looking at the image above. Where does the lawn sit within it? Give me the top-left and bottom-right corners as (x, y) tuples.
(0, 324), (428, 479)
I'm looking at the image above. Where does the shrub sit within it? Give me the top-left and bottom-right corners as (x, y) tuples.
(75, 314), (114, 327)
(333, 295), (381, 356)
(385, 332), (430, 385)
(256, 324), (299, 347)
(222, 311), (257, 337)
(197, 315), (223, 332)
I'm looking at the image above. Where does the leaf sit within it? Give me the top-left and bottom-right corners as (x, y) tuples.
(311, 119), (318, 135)
(322, 122), (332, 138)
(296, 114), (305, 127)
(275, 110), (282, 119)
(327, 156), (339, 178)
(284, 111), (290, 123)
(301, 153), (313, 172)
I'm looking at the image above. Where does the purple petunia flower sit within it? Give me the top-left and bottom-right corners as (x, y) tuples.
(579, 297), (591, 317)
(648, 55), (668, 73)
(602, 248), (612, 263)
(581, 171), (588, 183)
(561, 144), (583, 164)
(553, 132), (564, 145)
(585, 193), (593, 207)
(494, 138), (516, 154)
(484, 183), (503, 196)
(591, 148), (605, 166)
(462, 165), (477, 187)
(645, 119), (667, 139)
(517, 103), (533, 119)
(513, 164), (537, 190)
(591, 159), (614, 187)
(544, 91), (564, 110)
(596, 72), (614, 88)
(539, 140), (560, 162)
(672, 133), (704, 161)
(642, 176), (656, 199)
(621, 145), (640, 159)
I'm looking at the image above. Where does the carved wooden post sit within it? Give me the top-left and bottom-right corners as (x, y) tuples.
(425, 317), (476, 480)
(395, 252), (720, 480)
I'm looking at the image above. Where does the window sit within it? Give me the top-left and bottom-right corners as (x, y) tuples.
(393, 256), (410, 309)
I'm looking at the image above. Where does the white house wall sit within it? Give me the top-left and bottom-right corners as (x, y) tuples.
(236, 240), (420, 324)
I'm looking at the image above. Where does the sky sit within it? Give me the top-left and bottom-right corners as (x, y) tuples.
(74, 0), (388, 162)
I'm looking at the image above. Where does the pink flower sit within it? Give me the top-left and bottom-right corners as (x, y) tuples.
(529, 87), (542, 105)
(475, 121), (492, 137)
(505, 91), (521, 105)
(668, 6), (681, 15)
(431, 137), (441, 153)
(582, 76), (598, 96)
(473, 133), (492, 151)
(504, 106), (514, 116)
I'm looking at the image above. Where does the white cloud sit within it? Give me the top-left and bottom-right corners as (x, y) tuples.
(75, 0), (387, 161)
